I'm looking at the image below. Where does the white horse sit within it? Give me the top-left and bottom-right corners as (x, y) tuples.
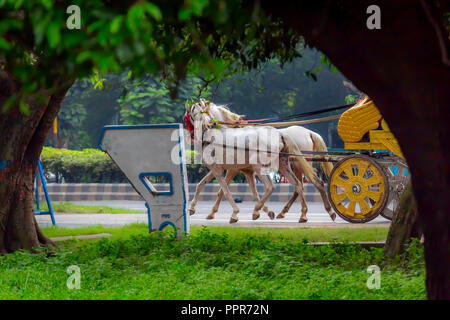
(187, 101), (335, 222)
(275, 125), (334, 220)
(186, 103), (275, 220)
(186, 99), (329, 223)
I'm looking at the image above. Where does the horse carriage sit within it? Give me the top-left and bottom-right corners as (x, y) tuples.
(321, 96), (409, 223)
(98, 96), (409, 236)
(186, 96), (410, 224)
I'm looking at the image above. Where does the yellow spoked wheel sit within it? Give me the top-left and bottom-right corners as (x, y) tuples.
(328, 155), (389, 223)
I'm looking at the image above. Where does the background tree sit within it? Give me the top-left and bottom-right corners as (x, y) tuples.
(261, 0), (449, 299)
(0, 0), (305, 254)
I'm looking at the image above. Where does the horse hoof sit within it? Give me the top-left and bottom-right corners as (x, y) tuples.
(229, 217), (238, 224)
(206, 214), (215, 220)
(276, 213), (285, 219)
(252, 213), (260, 220)
(268, 211), (275, 220)
(299, 218), (308, 223)
(189, 209), (195, 215)
(330, 213), (336, 221)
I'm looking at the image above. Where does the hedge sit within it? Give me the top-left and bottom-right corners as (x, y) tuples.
(40, 147), (220, 183)
(41, 147), (328, 184)
(41, 147), (127, 183)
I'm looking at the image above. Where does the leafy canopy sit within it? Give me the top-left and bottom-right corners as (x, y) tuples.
(0, 0), (304, 103)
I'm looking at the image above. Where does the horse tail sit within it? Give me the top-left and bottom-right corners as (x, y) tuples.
(310, 132), (333, 178)
(281, 132), (319, 185)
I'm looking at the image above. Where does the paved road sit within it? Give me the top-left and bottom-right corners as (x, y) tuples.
(36, 200), (390, 228)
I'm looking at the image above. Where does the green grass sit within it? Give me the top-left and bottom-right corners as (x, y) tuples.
(36, 201), (142, 214)
(42, 223), (390, 242)
(0, 224), (425, 300)
(192, 225), (390, 242)
(42, 223), (149, 239)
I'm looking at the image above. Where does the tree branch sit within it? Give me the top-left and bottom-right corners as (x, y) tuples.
(420, 0), (450, 66)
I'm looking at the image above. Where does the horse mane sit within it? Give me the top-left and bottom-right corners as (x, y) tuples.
(190, 99), (244, 129)
(214, 104), (242, 122)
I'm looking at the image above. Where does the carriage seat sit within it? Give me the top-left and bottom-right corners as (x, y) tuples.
(337, 96), (404, 158)
(337, 96), (382, 143)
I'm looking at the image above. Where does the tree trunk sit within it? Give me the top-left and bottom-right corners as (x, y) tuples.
(266, 0), (450, 299)
(0, 70), (73, 253)
(384, 183), (422, 258)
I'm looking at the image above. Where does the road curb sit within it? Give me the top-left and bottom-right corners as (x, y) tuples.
(50, 233), (112, 242)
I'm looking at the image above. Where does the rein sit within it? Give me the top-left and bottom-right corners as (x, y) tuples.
(213, 113), (342, 128)
(185, 102), (352, 136)
(211, 103), (352, 127)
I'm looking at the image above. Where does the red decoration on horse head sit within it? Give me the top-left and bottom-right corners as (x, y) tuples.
(184, 111), (195, 139)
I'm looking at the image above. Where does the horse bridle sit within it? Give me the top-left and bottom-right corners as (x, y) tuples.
(185, 101), (213, 140)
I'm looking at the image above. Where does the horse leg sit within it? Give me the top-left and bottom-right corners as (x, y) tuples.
(277, 160), (301, 219)
(278, 162), (308, 218)
(277, 192), (298, 219)
(189, 171), (215, 215)
(278, 157), (308, 223)
(251, 169), (275, 221)
(308, 172), (336, 221)
(209, 166), (241, 223)
(245, 170), (275, 220)
(293, 162), (308, 221)
(207, 169), (239, 220)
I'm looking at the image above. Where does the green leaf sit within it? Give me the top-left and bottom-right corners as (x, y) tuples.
(46, 21), (61, 48)
(126, 5), (144, 32)
(178, 9), (191, 21)
(76, 51), (92, 64)
(189, 0), (208, 16)
(145, 3), (162, 21)
(1, 94), (17, 112)
(110, 16), (123, 34)
(39, 0), (52, 9)
(13, 0), (24, 9)
(0, 37), (10, 49)
(19, 98), (30, 116)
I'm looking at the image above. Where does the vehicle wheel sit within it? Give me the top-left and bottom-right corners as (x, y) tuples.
(327, 154), (389, 223)
(379, 159), (410, 220)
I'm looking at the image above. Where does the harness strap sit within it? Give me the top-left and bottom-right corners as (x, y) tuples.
(214, 113), (342, 127)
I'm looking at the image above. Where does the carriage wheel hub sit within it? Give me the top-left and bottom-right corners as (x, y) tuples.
(351, 184), (362, 194)
(396, 182), (405, 193)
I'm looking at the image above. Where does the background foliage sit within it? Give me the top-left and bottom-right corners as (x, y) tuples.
(50, 47), (353, 150)
(41, 147), (212, 183)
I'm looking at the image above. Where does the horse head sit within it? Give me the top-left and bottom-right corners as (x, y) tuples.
(184, 99), (215, 144)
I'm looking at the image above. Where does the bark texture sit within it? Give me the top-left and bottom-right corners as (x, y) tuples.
(265, 0), (449, 299)
(384, 183), (422, 258)
(0, 70), (73, 253)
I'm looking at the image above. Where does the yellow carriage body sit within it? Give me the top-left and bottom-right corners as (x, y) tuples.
(337, 96), (404, 158)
